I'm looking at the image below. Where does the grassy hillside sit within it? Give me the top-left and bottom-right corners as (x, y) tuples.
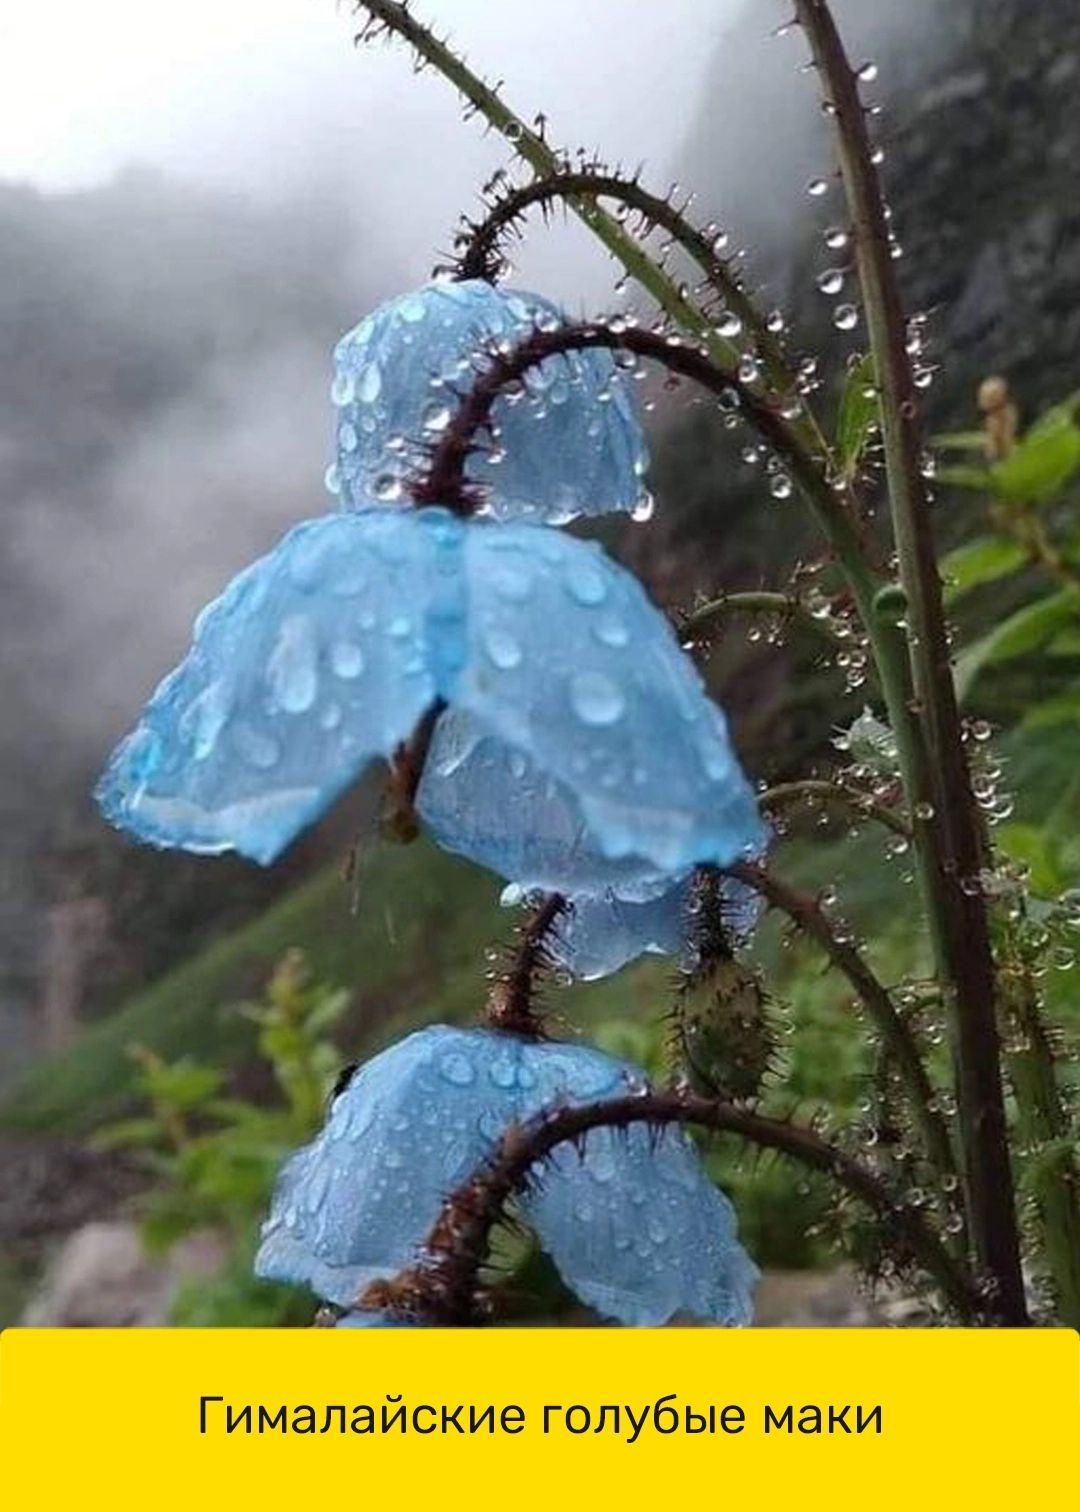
(0, 838), (668, 1135)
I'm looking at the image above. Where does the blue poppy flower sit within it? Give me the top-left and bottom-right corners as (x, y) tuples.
(539, 864), (763, 981)
(254, 1025), (758, 1327)
(328, 280), (650, 524)
(97, 505), (765, 881)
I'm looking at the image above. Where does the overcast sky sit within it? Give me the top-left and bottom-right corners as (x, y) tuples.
(0, 1), (746, 301)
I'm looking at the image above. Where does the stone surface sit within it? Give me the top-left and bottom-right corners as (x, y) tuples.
(20, 1220), (227, 1328)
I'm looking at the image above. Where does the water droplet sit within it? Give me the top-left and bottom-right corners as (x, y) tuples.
(715, 311), (742, 340)
(858, 60), (879, 82)
(483, 625), (523, 670)
(357, 363), (382, 404)
(816, 267), (845, 296)
(593, 616), (630, 648)
(769, 472), (793, 500)
(631, 492), (655, 523)
(833, 303), (860, 331)
(234, 724), (281, 770)
(439, 1052), (475, 1087)
(331, 641), (365, 680)
(267, 615), (318, 714)
(569, 671), (625, 726)
(564, 560), (608, 607)
(807, 176), (830, 197)
(338, 420), (359, 454)
(331, 369), (355, 407)
(373, 473), (403, 503)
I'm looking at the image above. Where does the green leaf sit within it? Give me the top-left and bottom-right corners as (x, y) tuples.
(932, 430), (988, 453)
(991, 406), (1080, 504)
(1021, 688), (1080, 731)
(939, 535), (1027, 605)
(936, 463), (994, 492)
(835, 354), (879, 478)
(994, 823), (1067, 898)
(955, 588), (1080, 699)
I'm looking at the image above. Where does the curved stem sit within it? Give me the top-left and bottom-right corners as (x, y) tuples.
(456, 170), (795, 399)
(359, 1088), (981, 1325)
(682, 589), (841, 645)
(793, 0), (1027, 1325)
(727, 859), (955, 1186)
(760, 778), (910, 839)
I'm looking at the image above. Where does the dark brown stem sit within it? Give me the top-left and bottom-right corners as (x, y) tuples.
(378, 699), (445, 843)
(486, 893), (566, 1037)
(793, 0), (1027, 1326)
(358, 1088), (981, 1325)
(412, 321), (872, 577)
(727, 860), (955, 1187)
(455, 170), (795, 397)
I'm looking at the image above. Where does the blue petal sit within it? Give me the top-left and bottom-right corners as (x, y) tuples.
(546, 867), (765, 981)
(418, 709), (671, 899)
(546, 886), (689, 981)
(335, 1311), (421, 1329)
(96, 508), (462, 864)
(255, 1025), (758, 1327)
(525, 1119), (759, 1326)
(330, 280), (650, 524)
(437, 523), (767, 876)
(254, 1026), (522, 1307)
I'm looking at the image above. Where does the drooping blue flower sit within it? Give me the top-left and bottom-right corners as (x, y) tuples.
(97, 505), (765, 883)
(328, 280), (650, 524)
(255, 1025), (758, 1327)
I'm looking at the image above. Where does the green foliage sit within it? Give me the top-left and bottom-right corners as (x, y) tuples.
(94, 951), (347, 1325)
(936, 390), (1080, 704)
(835, 353), (880, 480)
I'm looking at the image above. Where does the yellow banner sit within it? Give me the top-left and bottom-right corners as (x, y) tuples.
(1, 1328), (1076, 1508)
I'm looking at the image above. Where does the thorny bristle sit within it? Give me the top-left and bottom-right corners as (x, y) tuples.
(485, 892), (567, 1037)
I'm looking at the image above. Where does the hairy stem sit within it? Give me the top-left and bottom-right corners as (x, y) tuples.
(794, 0), (1026, 1323)
(727, 860), (955, 1188)
(360, 1089), (981, 1324)
(486, 893), (566, 1037)
(759, 778), (910, 839)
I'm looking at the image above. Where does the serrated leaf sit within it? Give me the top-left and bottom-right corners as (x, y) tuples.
(939, 535), (1027, 605)
(991, 406), (1080, 504)
(955, 588), (1080, 700)
(836, 354), (879, 478)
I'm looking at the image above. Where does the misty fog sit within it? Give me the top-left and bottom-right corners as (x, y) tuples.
(0, 0), (945, 1070)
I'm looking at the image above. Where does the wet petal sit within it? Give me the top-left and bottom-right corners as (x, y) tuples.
(330, 280), (649, 524)
(96, 508), (460, 863)
(417, 708), (670, 898)
(526, 1119), (759, 1326)
(254, 1026), (522, 1306)
(446, 523), (766, 876)
(547, 867), (764, 981)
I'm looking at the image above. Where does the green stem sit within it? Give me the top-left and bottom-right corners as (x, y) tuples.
(794, 0), (1027, 1323)
(728, 859), (956, 1188)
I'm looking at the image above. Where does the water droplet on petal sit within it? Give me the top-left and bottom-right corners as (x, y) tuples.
(267, 615), (319, 714)
(439, 1052), (475, 1087)
(569, 672), (625, 727)
(483, 626), (523, 670)
(564, 560), (608, 607)
(331, 641), (365, 680)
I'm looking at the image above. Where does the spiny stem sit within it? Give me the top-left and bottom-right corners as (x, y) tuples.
(486, 893), (566, 1037)
(793, 0), (1027, 1324)
(455, 169), (797, 401)
(727, 859), (956, 1189)
(681, 589), (843, 645)
(359, 1088), (981, 1325)
(759, 778), (910, 839)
